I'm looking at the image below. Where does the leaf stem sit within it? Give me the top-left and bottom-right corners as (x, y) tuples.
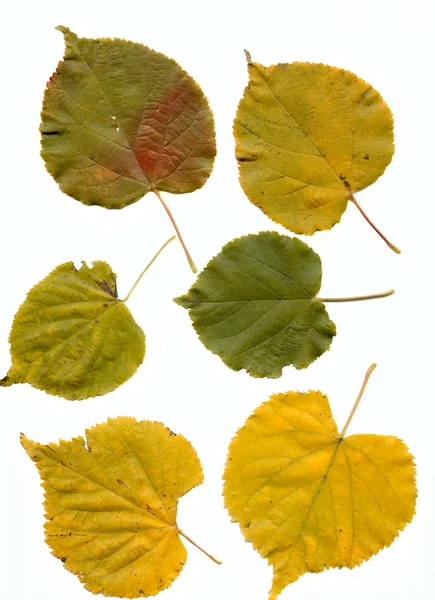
(177, 528), (222, 565)
(153, 188), (197, 273)
(316, 289), (394, 303)
(121, 236), (176, 302)
(340, 363), (377, 438)
(349, 193), (401, 254)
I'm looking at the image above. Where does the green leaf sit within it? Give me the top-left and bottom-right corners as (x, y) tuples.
(234, 58), (399, 253)
(175, 232), (394, 378)
(40, 26), (216, 271)
(175, 232), (333, 377)
(0, 261), (145, 400)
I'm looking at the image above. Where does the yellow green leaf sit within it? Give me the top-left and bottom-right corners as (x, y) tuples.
(21, 417), (219, 597)
(234, 59), (399, 252)
(0, 260), (145, 400)
(223, 366), (416, 599)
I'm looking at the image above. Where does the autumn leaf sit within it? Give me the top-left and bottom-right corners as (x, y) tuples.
(234, 57), (400, 253)
(0, 237), (174, 400)
(175, 232), (393, 377)
(21, 417), (220, 598)
(223, 365), (416, 599)
(41, 26), (216, 271)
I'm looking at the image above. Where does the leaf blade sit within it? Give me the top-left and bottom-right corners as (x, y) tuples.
(223, 390), (416, 599)
(175, 232), (336, 377)
(21, 417), (204, 597)
(235, 61), (394, 235)
(1, 261), (145, 399)
(41, 27), (216, 208)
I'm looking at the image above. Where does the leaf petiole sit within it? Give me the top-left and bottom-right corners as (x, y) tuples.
(316, 289), (394, 303)
(121, 235), (176, 302)
(153, 188), (197, 273)
(177, 528), (222, 565)
(340, 363), (377, 438)
(349, 193), (401, 254)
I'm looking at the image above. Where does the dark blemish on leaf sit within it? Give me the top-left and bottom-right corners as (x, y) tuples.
(238, 157), (254, 162)
(246, 522), (251, 529)
(364, 154), (369, 160)
(60, 460), (67, 467)
(61, 557), (67, 563)
(166, 427), (177, 436)
(42, 131), (60, 136)
(103, 303), (108, 308)
(116, 479), (128, 488)
(339, 173), (351, 188)
(99, 280), (117, 298)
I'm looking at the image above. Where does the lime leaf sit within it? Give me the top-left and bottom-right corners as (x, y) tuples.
(40, 26), (216, 271)
(0, 261), (145, 400)
(234, 59), (399, 253)
(175, 231), (394, 378)
(175, 232), (335, 377)
(21, 417), (220, 597)
(223, 366), (416, 599)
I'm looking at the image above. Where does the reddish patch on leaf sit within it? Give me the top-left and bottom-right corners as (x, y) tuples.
(133, 80), (203, 184)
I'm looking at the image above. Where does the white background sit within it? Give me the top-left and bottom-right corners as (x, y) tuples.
(1, 0), (434, 598)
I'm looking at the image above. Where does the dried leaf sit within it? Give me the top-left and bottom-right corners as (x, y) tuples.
(0, 261), (145, 400)
(41, 26), (216, 271)
(223, 367), (416, 599)
(21, 417), (214, 597)
(234, 60), (399, 252)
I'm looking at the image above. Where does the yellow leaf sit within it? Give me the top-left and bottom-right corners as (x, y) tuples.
(21, 417), (219, 597)
(234, 60), (399, 252)
(223, 366), (416, 599)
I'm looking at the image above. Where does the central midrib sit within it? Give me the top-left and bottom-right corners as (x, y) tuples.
(183, 297), (314, 305)
(74, 39), (151, 187)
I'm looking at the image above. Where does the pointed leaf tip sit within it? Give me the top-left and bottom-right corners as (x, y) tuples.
(55, 25), (75, 38)
(244, 49), (252, 64)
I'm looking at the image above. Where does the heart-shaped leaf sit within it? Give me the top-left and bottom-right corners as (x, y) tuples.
(223, 365), (416, 599)
(234, 58), (399, 253)
(175, 232), (393, 377)
(41, 26), (216, 271)
(21, 417), (220, 597)
(1, 237), (174, 399)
